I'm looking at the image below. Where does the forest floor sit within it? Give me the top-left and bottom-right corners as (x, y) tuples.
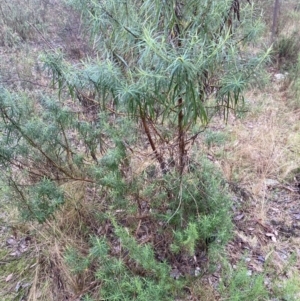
(197, 76), (300, 299)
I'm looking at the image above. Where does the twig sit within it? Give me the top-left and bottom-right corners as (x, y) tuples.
(166, 181), (183, 224)
(26, 21), (56, 50)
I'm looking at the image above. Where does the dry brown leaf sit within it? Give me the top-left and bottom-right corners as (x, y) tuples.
(265, 233), (277, 242)
(265, 233), (274, 237)
(271, 236), (277, 242)
(5, 273), (13, 282)
(234, 213), (245, 221)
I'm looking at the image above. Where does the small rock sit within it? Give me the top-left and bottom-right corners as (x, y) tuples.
(274, 73), (285, 81)
(265, 179), (279, 187)
(6, 237), (17, 246)
(170, 268), (181, 279)
(195, 267), (201, 277)
(257, 255), (265, 263)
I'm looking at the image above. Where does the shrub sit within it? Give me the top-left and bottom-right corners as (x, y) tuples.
(0, 0), (270, 299)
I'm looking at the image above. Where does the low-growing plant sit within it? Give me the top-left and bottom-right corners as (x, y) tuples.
(272, 32), (300, 70)
(272, 271), (300, 301)
(204, 130), (228, 149)
(219, 260), (269, 301)
(0, 84), (234, 299)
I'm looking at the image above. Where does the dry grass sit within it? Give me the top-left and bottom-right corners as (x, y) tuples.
(0, 202), (35, 301)
(217, 84), (300, 192)
(201, 72), (300, 298)
(187, 280), (220, 301)
(0, 180), (103, 301)
(25, 182), (103, 301)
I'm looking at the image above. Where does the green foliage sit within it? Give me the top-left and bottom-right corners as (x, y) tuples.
(220, 256), (300, 301)
(58, 0), (270, 175)
(80, 0), (267, 114)
(66, 233), (182, 301)
(273, 32), (300, 70)
(219, 261), (269, 301)
(204, 130), (228, 148)
(0, 0), (272, 299)
(82, 295), (94, 301)
(65, 247), (90, 274)
(21, 178), (64, 223)
(263, 251), (300, 301)
(171, 222), (199, 256)
(113, 221), (171, 277)
(97, 225), (180, 301)
(273, 272), (300, 301)
(168, 157), (233, 259)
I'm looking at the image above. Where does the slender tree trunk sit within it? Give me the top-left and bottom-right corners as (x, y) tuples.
(173, 2), (186, 175)
(271, 0), (280, 44)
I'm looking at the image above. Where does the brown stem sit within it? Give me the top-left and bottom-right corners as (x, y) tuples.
(58, 121), (74, 172)
(9, 177), (37, 218)
(148, 118), (169, 144)
(178, 98), (185, 175)
(140, 112), (167, 174)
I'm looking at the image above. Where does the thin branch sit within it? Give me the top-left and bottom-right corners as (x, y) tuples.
(140, 110), (167, 174)
(58, 120), (74, 173)
(166, 180), (183, 224)
(0, 108), (93, 183)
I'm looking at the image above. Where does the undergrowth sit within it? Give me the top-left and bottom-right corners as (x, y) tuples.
(0, 85), (233, 299)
